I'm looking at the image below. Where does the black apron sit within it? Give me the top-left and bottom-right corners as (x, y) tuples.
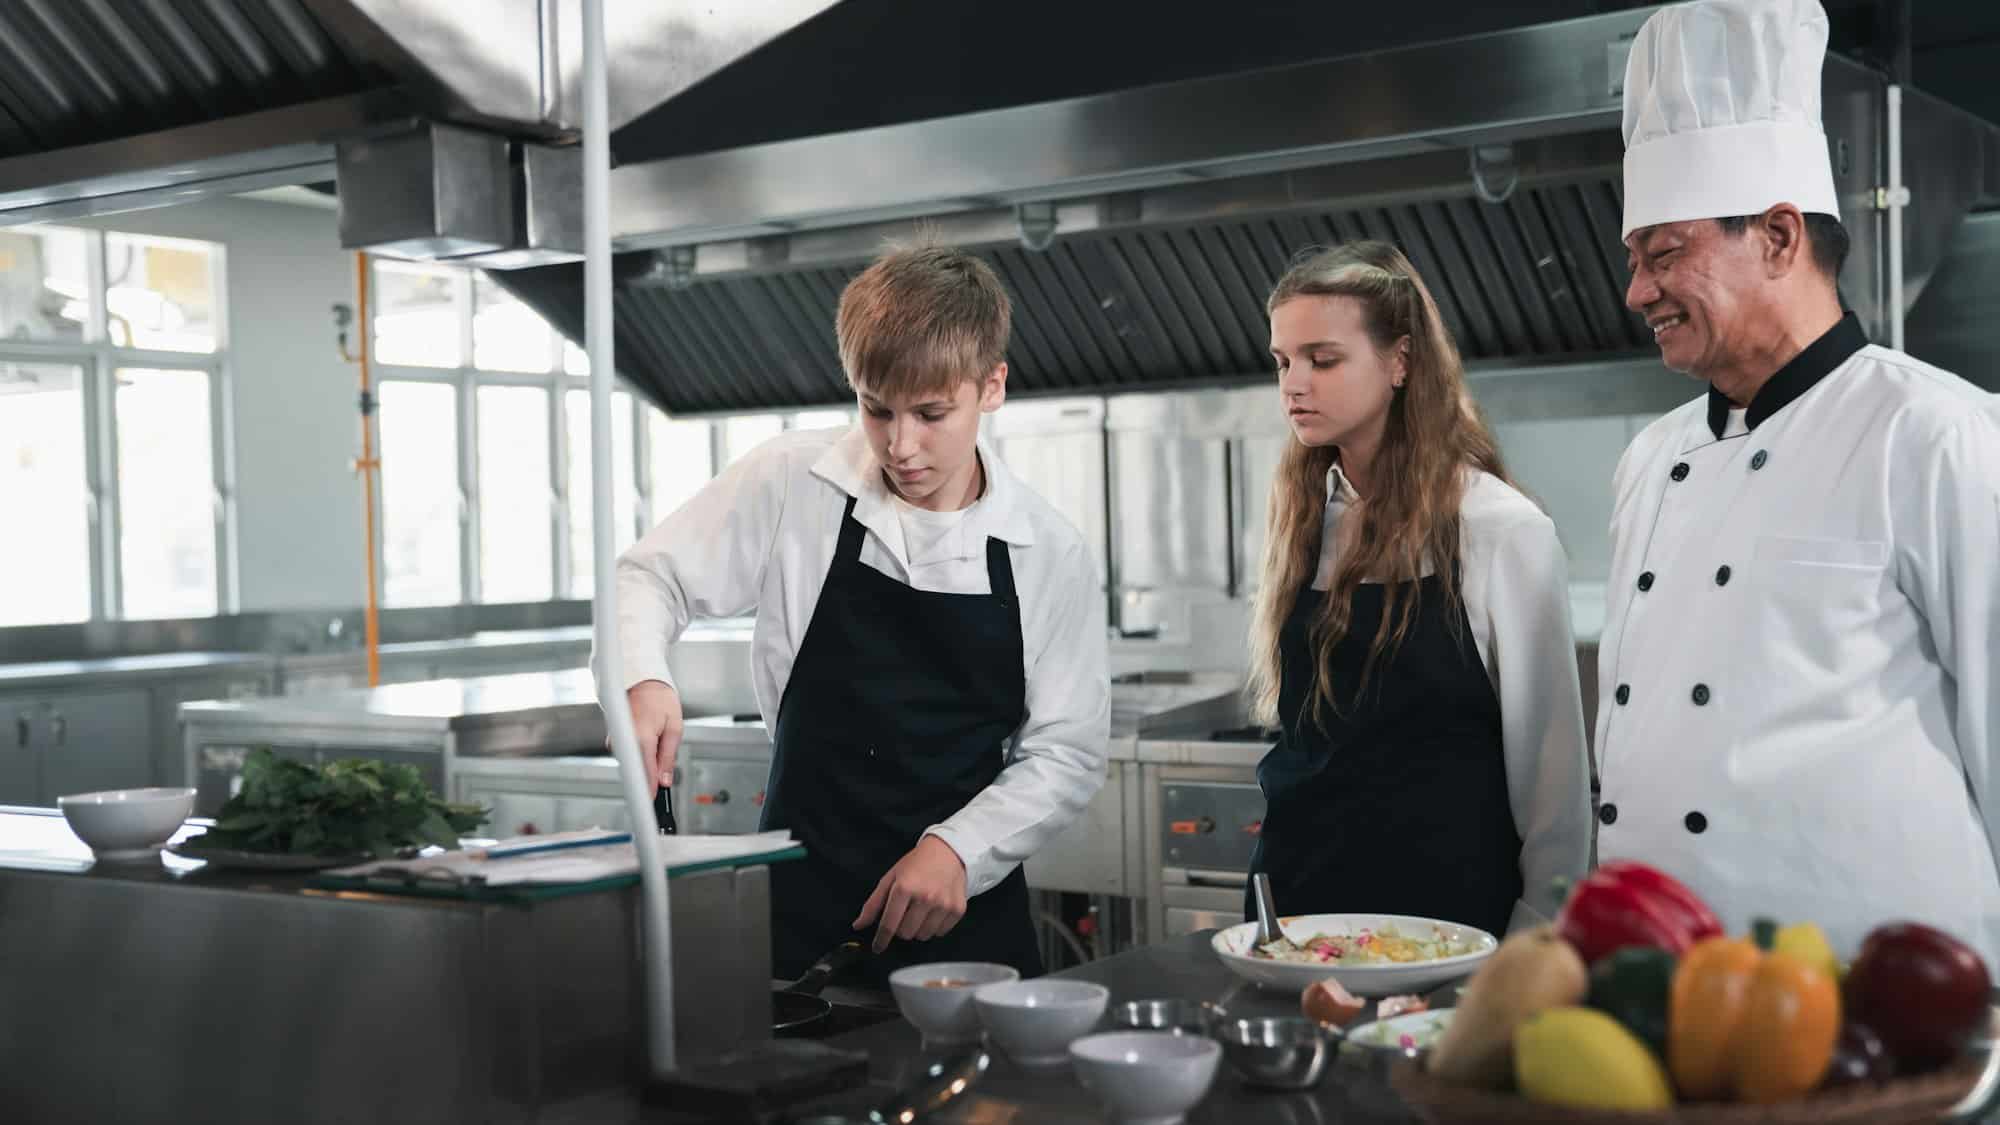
(761, 496), (1043, 987)
(1247, 574), (1522, 938)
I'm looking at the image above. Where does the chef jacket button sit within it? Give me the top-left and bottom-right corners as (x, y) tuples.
(1684, 811), (1708, 834)
(1715, 565), (1732, 586)
(1637, 571), (1655, 592)
(1670, 461), (1690, 482)
(1615, 684), (1630, 705)
(1599, 803), (1618, 826)
(1750, 450), (1768, 471)
(1692, 684), (1711, 706)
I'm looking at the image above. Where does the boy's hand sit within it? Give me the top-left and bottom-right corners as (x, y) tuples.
(622, 680), (684, 790)
(853, 836), (968, 953)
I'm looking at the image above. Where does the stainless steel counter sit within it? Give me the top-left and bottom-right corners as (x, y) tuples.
(180, 668), (605, 748)
(759, 930), (1422, 1125)
(0, 806), (775, 1125)
(0, 649), (276, 689)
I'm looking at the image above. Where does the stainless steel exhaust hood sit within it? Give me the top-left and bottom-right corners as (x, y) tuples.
(490, 9), (2000, 416)
(0, 2), (1992, 419)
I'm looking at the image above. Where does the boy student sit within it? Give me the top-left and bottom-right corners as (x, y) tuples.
(603, 244), (1109, 983)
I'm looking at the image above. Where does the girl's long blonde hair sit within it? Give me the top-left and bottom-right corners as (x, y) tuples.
(1247, 242), (1513, 729)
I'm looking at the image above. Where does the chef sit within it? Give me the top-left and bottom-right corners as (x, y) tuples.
(1598, 0), (2000, 962)
(601, 244), (1109, 984)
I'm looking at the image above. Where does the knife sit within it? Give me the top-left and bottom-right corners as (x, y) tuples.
(653, 786), (676, 835)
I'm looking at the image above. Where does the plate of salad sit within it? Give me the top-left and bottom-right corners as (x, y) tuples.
(1212, 913), (1497, 995)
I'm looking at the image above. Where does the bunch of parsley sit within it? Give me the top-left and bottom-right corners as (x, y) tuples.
(197, 748), (488, 857)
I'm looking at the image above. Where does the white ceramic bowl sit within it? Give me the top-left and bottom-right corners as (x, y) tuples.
(973, 979), (1110, 1067)
(1341, 1008), (1456, 1071)
(888, 961), (1021, 1046)
(1071, 1031), (1221, 1125)
(1210, 912), (1497, 996)
(58, 787), (195, 861)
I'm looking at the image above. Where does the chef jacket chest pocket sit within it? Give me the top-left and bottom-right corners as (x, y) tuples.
(1751, 534), (1890, 641)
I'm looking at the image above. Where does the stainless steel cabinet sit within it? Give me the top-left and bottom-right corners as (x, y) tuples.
(1234, 433), (1290, 595)
(986, 398), (1109, 587)
(156, 672), (273, 788)
(452, 767), (632, 838)
(0, 702), (36, 803)
(0, 687), (152, 804)
(1023, 760), (1141, 896)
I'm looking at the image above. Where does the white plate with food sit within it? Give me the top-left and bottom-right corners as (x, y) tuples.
(1211, 912), (1497, 996)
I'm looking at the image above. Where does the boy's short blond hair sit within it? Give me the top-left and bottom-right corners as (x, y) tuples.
(835, 244), (1011, 399)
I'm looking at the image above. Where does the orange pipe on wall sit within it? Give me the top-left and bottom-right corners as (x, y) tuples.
(354, 253), (381, 687)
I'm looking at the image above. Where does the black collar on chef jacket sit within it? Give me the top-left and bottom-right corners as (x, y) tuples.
(1705, 311), (1868, 441)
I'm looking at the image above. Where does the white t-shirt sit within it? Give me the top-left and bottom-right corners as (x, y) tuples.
(893, 493), (976, 563)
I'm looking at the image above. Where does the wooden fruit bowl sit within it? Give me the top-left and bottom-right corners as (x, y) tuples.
(1391, 1054), (1995, 1125)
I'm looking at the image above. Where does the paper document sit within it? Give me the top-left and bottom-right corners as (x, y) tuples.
(324, 829), (799, 888)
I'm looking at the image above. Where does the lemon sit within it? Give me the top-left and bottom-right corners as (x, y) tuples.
(1515, 1006), (1674, 1111)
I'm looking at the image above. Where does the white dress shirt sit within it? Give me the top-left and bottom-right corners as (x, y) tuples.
(1313, 464), (1595, 933)
(1596, 340), (2000, 962)
(601, 424), (1111, 898)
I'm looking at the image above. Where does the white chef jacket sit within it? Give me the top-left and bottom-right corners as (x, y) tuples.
(1314, 464), (1595, 933)
(599, 424), (1111, 898)
(1595, 315), (2000, 963)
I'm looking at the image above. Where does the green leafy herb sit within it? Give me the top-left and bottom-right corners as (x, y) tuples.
(197, 749), (487, 858)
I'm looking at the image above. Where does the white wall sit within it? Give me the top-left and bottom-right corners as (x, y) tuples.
(78, 197), (367, 611)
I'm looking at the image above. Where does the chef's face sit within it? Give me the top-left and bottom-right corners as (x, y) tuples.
(1270, 295), (1407, 450)
(856, 365), (1007, 508)
(1624, 220), (1768, 377)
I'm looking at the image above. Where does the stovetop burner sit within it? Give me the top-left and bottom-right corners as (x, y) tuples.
(779, 1000), (903, 1041)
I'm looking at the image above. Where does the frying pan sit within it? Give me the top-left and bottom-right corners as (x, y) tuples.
(773, 940), (867, 1035)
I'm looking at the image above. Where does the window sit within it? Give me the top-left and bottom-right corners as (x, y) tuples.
(566, 388), (635, 599)
(0, 363), (89, 624)
(0, 226), (230, 626)
(649, 415), (713, 524)
(790, 409), (851, 431)
(0, 228), (90, 343)
(477, 385), (553, 603)
(722, 414), (784, 467)
(364, 259), (746, 608)
(473, 275), (554, 374)
(105, 234), (218, 354)
(373, 261), (461, 368)
(378, 381), (462, 607)
(116, 368), (218, 619)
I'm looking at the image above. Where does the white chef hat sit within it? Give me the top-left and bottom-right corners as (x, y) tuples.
(1620, 0), (1841, 239)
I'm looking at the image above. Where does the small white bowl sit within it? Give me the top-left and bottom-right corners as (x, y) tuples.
(58, 787), (195, 862)
(888, 962), (1021, 1046)
(1071, 1031), (1221, 1125)
(973, 979), (1110, 1067)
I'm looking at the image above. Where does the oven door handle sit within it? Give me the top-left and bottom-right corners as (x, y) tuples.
(1183, 871), (1250, 891)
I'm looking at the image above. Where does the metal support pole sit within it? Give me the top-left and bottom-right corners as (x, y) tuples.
(583, 0), (678, 1078)
(1887, 83), (1905, 352)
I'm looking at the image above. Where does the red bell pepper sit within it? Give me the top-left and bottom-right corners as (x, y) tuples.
(1845, 922), (1992, 1070)
(1555, 860), (1724, 965)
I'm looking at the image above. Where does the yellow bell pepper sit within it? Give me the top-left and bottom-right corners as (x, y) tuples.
(1773, 921), (1841, 982)
(1667, 919), (1841, 1103)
